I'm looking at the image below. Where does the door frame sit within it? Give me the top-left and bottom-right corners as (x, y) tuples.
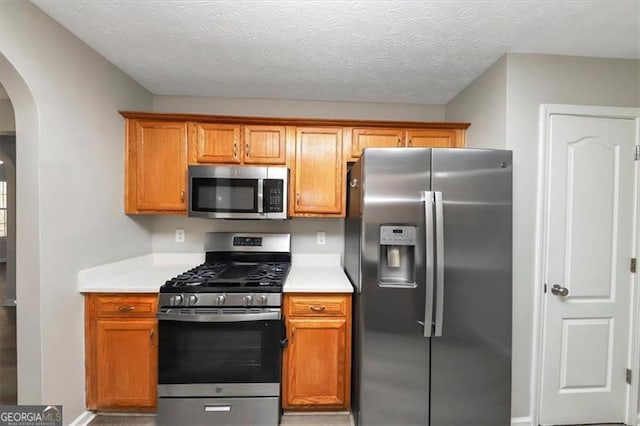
(533, 104), (640, 426)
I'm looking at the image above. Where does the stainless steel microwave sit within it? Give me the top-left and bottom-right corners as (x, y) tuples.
(188, 165), (288, 219)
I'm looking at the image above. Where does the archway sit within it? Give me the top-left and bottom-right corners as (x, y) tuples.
(0, 53), (43, 403)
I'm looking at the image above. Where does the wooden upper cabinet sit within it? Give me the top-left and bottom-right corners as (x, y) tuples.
(189, 122), (241, 164)
(291, 127), (344, 216)
(351, 128), (404, 157)
(348, 126), (466, 160)
(406, 129), (460, 148)
(121, 112), (469, 217)
(243, 125), (286, 165)
(125, 120), (187, 214)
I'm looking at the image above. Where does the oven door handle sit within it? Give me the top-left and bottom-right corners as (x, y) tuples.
(157, 310), (281, 322)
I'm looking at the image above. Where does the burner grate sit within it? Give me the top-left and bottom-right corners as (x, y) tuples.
(162, 261), (290, 292)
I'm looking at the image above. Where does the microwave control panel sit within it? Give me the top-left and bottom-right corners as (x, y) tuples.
(264, 179), (284, 213)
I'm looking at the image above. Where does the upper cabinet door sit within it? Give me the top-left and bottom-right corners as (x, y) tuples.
(292, 127), (344, 216)
(351, 128), (404, 158)
(126, 120), (187, 213)
(243, 125), (287, 165)
(189, 123), (241, 164)
(406, 129), (460, 148)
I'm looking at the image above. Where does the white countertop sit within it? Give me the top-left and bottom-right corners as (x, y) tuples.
(78, 253), (353, 294)
(78, 253), (204, 293)
(284, 254), (353, 293)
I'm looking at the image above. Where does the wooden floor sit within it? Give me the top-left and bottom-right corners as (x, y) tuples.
(0, 262), (17, 405)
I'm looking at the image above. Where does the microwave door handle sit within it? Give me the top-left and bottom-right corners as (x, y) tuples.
(257, 178), (264, 214)
(422, 191), (435, 338)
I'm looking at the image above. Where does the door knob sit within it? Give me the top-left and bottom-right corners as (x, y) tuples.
(551, 284), (569, 297)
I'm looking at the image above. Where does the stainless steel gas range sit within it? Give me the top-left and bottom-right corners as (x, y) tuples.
(156, 232), (291, 426)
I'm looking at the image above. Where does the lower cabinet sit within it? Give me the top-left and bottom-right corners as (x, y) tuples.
(85, 294), (158, 411)
(282, 293), (352, 410)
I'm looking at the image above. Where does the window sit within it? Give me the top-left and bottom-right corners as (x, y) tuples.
(0, 181), (7, 237)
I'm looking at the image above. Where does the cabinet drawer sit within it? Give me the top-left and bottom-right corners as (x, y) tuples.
(286, 295), (348, 317)
(92, 295), (157, 318)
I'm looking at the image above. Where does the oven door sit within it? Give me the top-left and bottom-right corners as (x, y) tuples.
(157, 307), (283, 398)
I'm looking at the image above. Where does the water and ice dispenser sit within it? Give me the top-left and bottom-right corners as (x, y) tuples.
(378, 225), (417, 287)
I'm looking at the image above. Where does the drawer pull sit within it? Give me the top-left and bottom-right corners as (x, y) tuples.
(118, 305), (135, 312)
(205, 405), (231, 412)
(309, 305), (326, 312)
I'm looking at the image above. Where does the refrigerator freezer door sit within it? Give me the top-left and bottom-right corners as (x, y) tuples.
(357, 148), (431, 426)
(429, 148), (512, 426)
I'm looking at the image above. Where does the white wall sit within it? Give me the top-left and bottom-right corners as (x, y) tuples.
(0, 0), (154, 421)
(153, 217), (344, 257)
(507, 54), (639, 420)
(154, 95), (446, 121)
(445, 53), (640, 421)
(446, 56), (507, 149)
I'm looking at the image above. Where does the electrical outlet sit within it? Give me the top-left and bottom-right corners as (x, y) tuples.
(317, 231), (326, 245)
(175, 229), (185, 243)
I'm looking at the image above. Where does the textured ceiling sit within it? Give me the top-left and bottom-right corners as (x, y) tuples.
(32, 0), (640, 104)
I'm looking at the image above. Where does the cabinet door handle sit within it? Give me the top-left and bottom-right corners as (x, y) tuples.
(397, 137), (402, 147)
(150, 329), (154, 341)
(233, 143), (238, 158)
(309, 305), (326, 312)
(180, 190), (185, 203)
(118, 305), (135, 312)
(296, 193), (300, 206)
(408, 139), (413, 147)
(245, 143), (250, 157)
(291, 327), (295, 343)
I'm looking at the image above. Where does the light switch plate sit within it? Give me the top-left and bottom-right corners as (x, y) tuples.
(317, 231), (326, 245)
(175, 229), (185, 243)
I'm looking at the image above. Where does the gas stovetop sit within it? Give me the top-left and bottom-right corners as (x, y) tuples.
(160, 261), (290, 294)
(158, 232), (291, 308)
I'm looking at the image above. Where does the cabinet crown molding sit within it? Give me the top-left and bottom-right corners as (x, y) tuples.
(119, 111), (470, 130)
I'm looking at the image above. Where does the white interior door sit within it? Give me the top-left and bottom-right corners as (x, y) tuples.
(539, 113), (638, 425)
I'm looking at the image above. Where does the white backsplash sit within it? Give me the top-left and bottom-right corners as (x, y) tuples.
(151, 216), (345, 257)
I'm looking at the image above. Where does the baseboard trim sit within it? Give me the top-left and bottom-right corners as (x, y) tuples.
(512, 417), (533, 426)
(68, 410), (96, 426)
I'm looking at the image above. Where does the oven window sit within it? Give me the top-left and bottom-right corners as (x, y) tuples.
(192, 178), (257, 213)
(158, 319), (282, 384)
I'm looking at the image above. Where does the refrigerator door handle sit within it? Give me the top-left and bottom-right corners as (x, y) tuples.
(422, 191), (435, 338)
(434, 191), (445, 337)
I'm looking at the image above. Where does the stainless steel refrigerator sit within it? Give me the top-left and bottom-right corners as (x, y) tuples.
(344, 148), (512, 426)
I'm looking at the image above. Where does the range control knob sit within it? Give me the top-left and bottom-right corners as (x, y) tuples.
(187, 294), (198, 306)
(243, 295), (254, 307)
(215, 294), (226, 306)
(257, 295), (268, 306)
(169, 294), (183, 306)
